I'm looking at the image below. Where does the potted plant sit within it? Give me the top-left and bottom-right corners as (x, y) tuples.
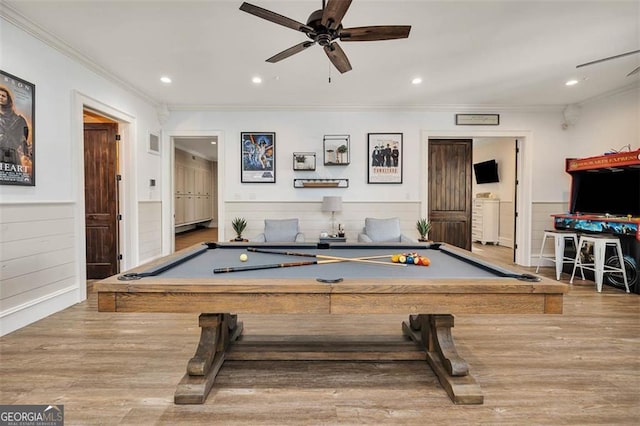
(231, 217), (247, 241)
(337, 144), (348, 164)
(416, 218), (431, 242)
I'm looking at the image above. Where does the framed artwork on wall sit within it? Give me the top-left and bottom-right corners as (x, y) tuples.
(293, 152), (316, 171)
(323, 134), (350, 165)
(241, 132), (275, 183)
(367, 133), (402, 184)
(0, 70), (35, 186)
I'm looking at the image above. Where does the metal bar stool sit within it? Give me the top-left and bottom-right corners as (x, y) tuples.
(536, 230), (582, 280)
(570, 235), (630, 293)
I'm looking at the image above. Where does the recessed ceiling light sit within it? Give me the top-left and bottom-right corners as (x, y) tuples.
(252, 76), (262, 84)
(160, 76), (172, 84)
(565, 79), (579, 86)
(411, 77), (422, 85)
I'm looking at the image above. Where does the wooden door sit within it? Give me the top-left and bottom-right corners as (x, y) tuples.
(84, 122), (119, 278)
(428, 139), (473, 250)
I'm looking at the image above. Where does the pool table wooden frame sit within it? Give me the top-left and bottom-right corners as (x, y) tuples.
(95, 242), (567, 405)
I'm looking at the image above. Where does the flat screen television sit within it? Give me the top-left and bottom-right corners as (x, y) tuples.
(473, 159), (499, 184)
(571, 168), (640, 216)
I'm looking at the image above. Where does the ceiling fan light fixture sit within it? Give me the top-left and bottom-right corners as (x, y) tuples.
(239, 1), (411, 74)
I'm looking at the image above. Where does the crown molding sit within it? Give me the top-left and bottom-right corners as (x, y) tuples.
(0, 4), (159, 106)
(575, 82), (640, 106)
(167, 103), (565, 113)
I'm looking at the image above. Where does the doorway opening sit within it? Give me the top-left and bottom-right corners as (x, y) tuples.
(422, 130), (530, 266)
(167, 133), (221, 253)
(470, 137), (518, 264)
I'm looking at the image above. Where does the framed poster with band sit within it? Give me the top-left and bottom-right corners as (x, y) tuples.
(241, 132), (275, 183)
(0, 70), (35, 186)
(367, 133), (402, 184)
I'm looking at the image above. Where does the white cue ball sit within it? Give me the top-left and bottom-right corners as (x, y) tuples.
(240, 253), (248, 262)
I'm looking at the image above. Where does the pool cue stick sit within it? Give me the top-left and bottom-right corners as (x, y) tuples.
(246, 247), (405, 267)
(215, 259), (338, 274)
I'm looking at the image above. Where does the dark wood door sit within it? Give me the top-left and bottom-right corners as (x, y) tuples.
(428, 139), (473, 250)
(84, 122), (119, 278)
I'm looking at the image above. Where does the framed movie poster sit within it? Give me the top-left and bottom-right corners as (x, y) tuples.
(241, 132), (275, 183)
(367, 133), (402, 184)
(0, 70), (35, 186)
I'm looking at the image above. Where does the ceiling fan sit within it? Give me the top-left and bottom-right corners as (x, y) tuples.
(239, 0), (411, 74)
(576, 49), (640, 77)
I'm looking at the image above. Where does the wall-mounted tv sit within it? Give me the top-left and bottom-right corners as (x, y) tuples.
(473, 159), (499, 184)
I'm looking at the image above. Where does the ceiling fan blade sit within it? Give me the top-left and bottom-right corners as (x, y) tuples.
(239, 2), (313, 34)
(266, 41), (316, 63)
(324, 43), (352, 74)
(321, 0), (353, 30)
(576, 49), (640, 68)
(627, 66), (640, 77)
(340, 25), (411, 42)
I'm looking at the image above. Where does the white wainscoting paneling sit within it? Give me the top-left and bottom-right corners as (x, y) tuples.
(225, 201), (422, 242)
(139, 201), (163, 263)
(531, 202), (567, 266)
(0, 202), (79, 336)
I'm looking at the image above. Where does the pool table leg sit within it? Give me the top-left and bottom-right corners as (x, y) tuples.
(174, 313), (243, 404)
(402, 314), (483, 405)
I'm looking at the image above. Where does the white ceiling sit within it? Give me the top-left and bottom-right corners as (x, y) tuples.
(4, 0), (639, 111)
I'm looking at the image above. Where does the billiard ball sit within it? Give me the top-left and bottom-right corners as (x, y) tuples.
(420, 256), (431, 266)
(391, 254), (400, 263)
(398, 255), (406, 264)
(240, 253), (248, 262)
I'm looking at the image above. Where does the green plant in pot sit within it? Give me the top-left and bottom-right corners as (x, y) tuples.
(416, 218), (431, 241)
(337, 144), (348, 163)
(231, 217), (247, 241)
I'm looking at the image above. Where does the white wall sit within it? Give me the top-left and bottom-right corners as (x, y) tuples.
(472, 138), (516, 201)
(162, 108), (569, 249)
(566, 86), (640, 156)
(0, 16), (161, 335)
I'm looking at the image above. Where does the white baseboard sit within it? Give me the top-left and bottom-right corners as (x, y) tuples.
(0, 286), (79, 336)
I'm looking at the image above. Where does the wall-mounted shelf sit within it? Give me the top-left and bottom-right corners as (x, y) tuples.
(294, 178), (349, 188)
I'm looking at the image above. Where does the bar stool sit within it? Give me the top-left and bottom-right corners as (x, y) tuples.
(570, 235), (630, 293)
(536, 230), (582, 280)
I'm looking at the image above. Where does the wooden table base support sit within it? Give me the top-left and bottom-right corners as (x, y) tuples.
(174, 312), (483, 405)
(174, 313), (243, 404)
(402, 314), (484, 405)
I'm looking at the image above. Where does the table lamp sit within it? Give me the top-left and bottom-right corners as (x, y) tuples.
(321, 196), (342, 235)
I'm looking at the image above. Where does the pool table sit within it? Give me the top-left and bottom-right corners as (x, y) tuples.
(95, 242), (567, 405)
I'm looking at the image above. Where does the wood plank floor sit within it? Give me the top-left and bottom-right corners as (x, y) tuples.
(175, 227), (218, 251)
(2, 234), (639, 425)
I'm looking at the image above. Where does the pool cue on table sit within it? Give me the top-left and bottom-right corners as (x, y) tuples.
(246, 247), (405, 267)
(215, 259), (342, 274)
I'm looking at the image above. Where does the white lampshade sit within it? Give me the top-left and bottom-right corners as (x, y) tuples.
(321, 196), (342, 212)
